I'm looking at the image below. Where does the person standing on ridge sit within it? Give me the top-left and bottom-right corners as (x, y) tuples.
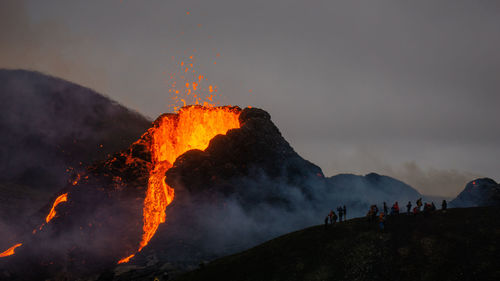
(406, 201), (412, 215)
(368, 205), (379, 222)
(383, 202), (388, 215)
(416, 198), (423, 211)
(337, 206), (343, 222)
(343, 205), (347, 220)
(379, 212), (385, 231)
(394, 201), (400, 215)
(442, 200), (447, 211)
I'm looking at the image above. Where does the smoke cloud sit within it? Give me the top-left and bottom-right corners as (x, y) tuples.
(144, 165), (421, 266)
(382, 161), (481, 198)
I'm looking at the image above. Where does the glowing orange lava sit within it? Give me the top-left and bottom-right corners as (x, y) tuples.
(1, 193), (69, 259)
(118, 106), (241, 263)
(0, 243), (22, 258)
(45, 193), (68, 223)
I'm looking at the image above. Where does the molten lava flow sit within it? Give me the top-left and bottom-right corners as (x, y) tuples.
(118, 106), (241, 263)
(0, 243), (22, 258)
(1, 193), (70, 258)
(46, 193), (68, 223)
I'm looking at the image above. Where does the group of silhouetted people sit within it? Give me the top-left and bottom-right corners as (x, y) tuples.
(324, 205), (347, 228)
(324, 199), (448, 230)
(404, 198), (447, 216)
(369, 198), (449, 230)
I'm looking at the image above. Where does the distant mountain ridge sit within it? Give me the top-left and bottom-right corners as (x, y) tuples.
(326, 173), (421, 217)
(450, 178), (500, 207)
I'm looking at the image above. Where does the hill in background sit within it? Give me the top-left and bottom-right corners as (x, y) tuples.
(0, 69), (151, 248)
(450, 178), (500, 208)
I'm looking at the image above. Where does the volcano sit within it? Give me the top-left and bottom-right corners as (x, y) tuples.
(0, 106), (251, 278)
(0, 102), (422, 280)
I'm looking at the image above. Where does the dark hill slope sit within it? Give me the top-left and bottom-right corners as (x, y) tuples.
(174, 207), (500, 281)
(0, 69), (151, 187)
(0, 69), (150, 248)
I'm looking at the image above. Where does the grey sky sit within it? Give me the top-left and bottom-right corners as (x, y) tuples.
(1, 0), (499, 196)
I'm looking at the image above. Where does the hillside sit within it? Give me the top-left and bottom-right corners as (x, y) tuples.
(165, 207), (500, 281)
(0, 69), (151, 249)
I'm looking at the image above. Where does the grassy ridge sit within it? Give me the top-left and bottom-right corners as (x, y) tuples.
(174, 207), (500, 281)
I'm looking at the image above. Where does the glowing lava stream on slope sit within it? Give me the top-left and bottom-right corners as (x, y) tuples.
(45, 193), (68, 223)
(118, 106), (241, 264)
(0, 193), (68, 258)
(0, 243), (22, 258)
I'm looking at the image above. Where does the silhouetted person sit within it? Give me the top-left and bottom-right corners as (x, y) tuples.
(393, 201), (399, 215)
(379, 212), (385, 231)
(343, 205), (347, 220)
(442, 199), (447, 211)
(423, 202), (432, 217)
(416, 198), (423, 211)
(406, 201), (412, 215)
(324, 216), (329, 229)
(383, 202), (388, 215)
(431, 202), (436, 211)
(368, 205), (379, 222)
(332, 211), (337, 225)
(337, 206), (343, 222)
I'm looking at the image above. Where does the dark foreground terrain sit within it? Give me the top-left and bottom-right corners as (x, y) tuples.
(116, 207), (500, 281)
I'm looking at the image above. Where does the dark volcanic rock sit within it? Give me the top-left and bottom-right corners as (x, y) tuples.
(450, 178), (500, 207)
(166, 107), (323, 196)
